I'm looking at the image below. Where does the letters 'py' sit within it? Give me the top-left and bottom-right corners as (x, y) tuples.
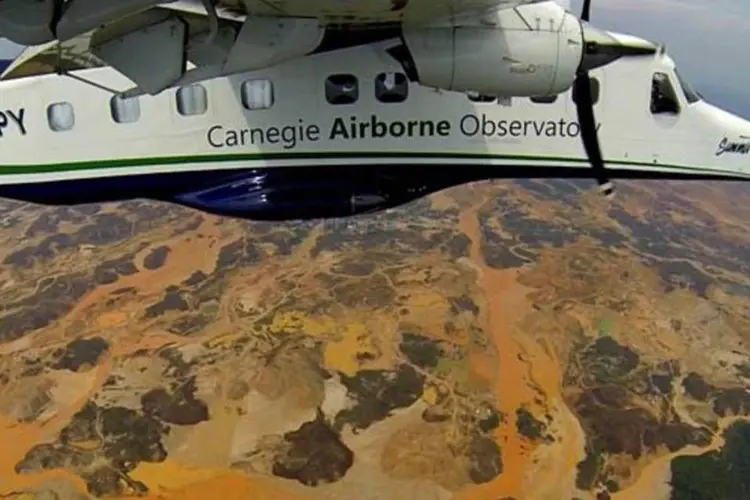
(0, 108), (26, 138)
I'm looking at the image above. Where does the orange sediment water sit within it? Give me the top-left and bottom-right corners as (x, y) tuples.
(453, 192), (538, 499)
(121, 472), (313, 500)
(0, 353), (112, 496)
(454, 189), (583, 499)
(128, 462), (312, 500)
(0, 221), (329, 499)
(613, 416), (750, 500)
(65, 217), (223, 324)
(0, 415), (59, 491)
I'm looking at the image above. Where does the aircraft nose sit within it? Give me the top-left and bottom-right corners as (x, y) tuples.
(715, 137), (750, 158)
(704, 102), (750, 131)
(704, 105), (750, 155)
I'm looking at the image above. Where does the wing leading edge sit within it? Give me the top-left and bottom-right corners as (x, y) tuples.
(0, 0), (545, 85)
(205, 0), (541, 24)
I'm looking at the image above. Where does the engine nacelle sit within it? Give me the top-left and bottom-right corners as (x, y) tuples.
(0, 0), (56, 46)
(0, 0), (171, 45)
(400, 1), (584, 97)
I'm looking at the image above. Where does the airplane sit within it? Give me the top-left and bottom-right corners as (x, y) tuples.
(0, 0), (748, 222)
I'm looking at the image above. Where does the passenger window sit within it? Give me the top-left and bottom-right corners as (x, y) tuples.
(651, 72), (680, 114)
(468, 92), (496, 103)
(375, 72), (408, 103)
(530, 95), (557, 104)
(176, 84), (208, 116)
(325, 74), (359, 105)
(572, 77), (600, 106)
(241, 79), (274, 110)
(47, 102), (75, 132)
(110, 95), (141, 124)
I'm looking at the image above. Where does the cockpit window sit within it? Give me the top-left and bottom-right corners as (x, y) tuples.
(674, 69), (701, 104)
(650, 72), (680, 115)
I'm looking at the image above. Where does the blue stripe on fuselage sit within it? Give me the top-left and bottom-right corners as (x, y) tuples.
(0, 163), (739, 221)
(0, 164), (490, 221)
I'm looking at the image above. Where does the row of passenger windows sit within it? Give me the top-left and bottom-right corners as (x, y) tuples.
(45, 72), (599, 132)
(48, 78), (278, 131)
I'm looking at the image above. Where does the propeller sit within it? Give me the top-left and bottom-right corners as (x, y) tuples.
(573, 0), (658, 199)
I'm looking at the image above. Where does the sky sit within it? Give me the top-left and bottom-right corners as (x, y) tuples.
(0, 0), (748, 116)
(574, 0), (750, 117)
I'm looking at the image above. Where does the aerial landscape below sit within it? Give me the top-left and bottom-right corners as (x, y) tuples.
(0, 178), (749, 500)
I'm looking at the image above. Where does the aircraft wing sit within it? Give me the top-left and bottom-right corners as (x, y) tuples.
(166, 0), (544, 24)
(0, 0), (547, 77)
(0, 0), (552, 95)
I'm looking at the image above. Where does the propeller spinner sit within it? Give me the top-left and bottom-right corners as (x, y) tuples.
(573, 0), (658, 198)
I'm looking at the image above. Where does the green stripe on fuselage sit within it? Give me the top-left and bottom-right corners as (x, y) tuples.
(0, 151), (738, 177)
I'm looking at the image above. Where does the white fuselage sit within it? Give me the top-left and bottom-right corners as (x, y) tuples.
(0, 41), (749, 185)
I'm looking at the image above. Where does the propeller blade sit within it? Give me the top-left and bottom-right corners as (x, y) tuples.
(581, 0), (591, 21)
(573, 72), (614, 198)
(574, 0), (657, 199)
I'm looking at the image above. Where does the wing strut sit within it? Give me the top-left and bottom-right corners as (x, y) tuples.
(200, 0), (220, 45)
(52, 43), (124, 95)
